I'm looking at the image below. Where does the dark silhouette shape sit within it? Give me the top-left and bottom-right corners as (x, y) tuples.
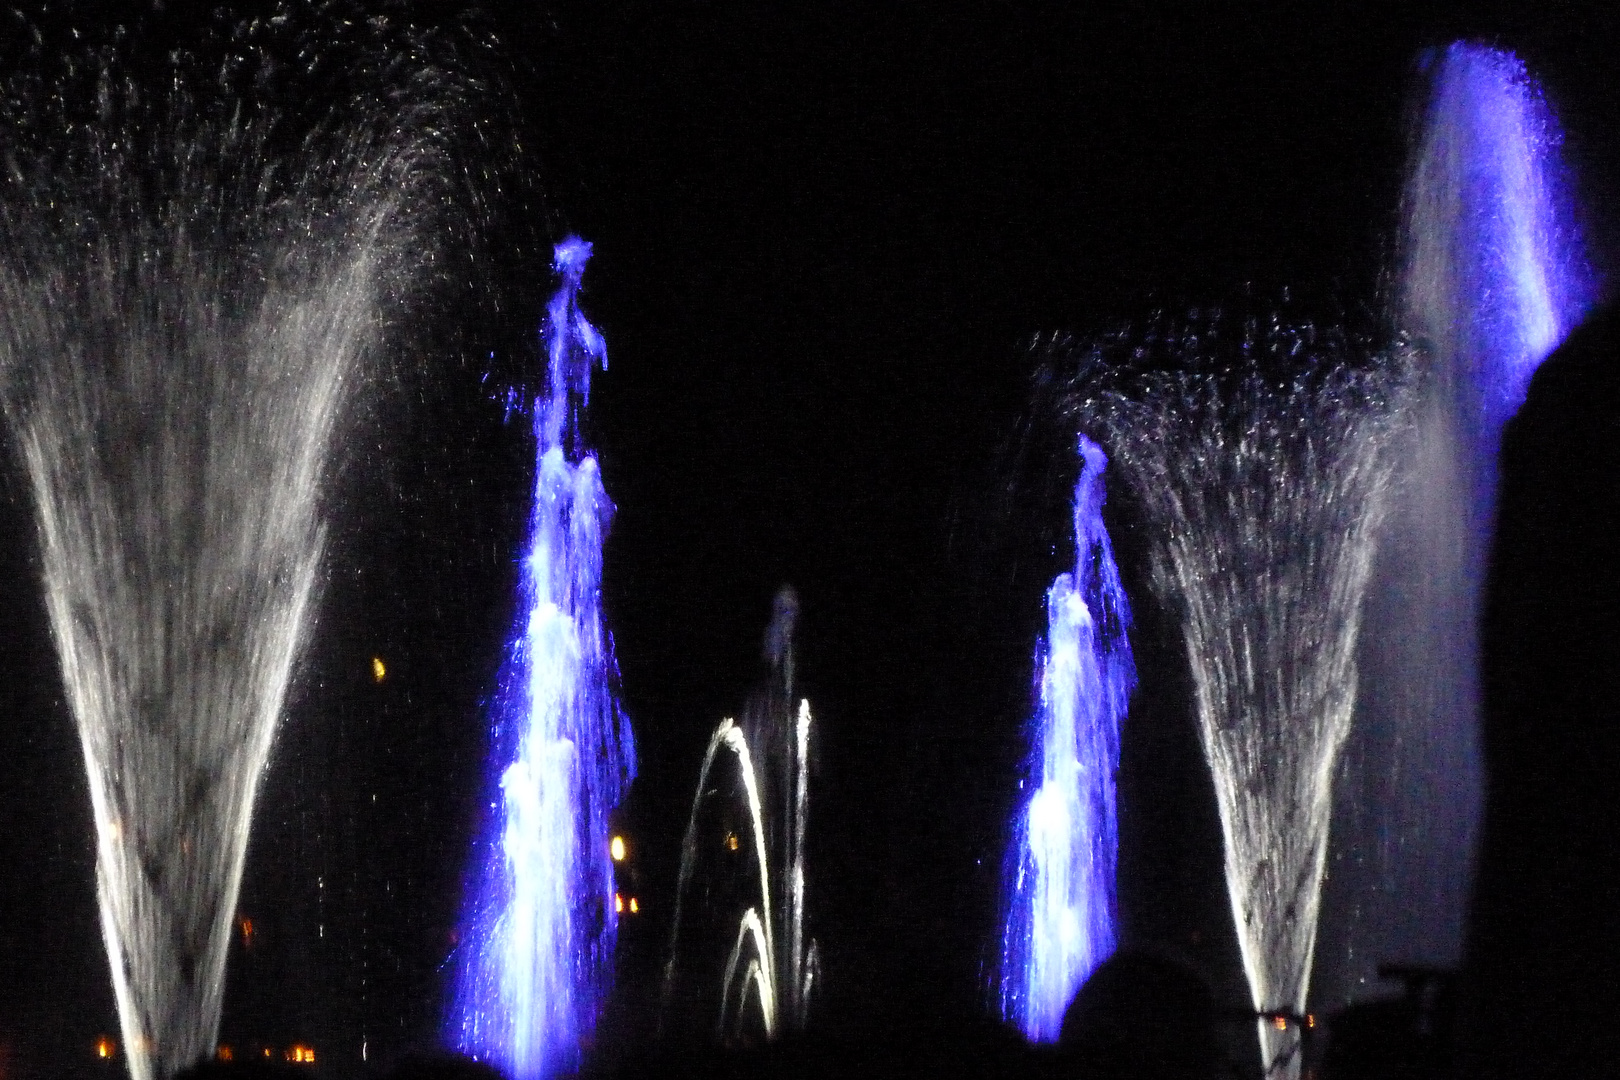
(1465, 302), (1620, 1077)
(1058, 947), (1226, 1079)
(1319, 965), (1456, 1079)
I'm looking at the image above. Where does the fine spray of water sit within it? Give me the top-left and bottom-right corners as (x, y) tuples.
(0, 15), (467, 1079)
(449, 238), (636, 1080)
(1332, 41), (1591, 1000)
(999, 436), (1134, 1042)
(1058, 312), (1406, 1079)
(661, 588), (817, 1042)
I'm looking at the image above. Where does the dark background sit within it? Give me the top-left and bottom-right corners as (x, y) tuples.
(2, 2), (1617, 1077)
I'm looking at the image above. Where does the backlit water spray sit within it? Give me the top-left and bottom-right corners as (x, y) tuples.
(1331, 41), (1590, 999)
(662, 588), (817, 1041)
(998, 436), (1133, 1042)
(0, 15), (467, 1080)
(1058, 313), (1405, 1078)
(449, 238), (636, 1080)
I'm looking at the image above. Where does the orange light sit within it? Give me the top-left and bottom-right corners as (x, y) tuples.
(264, 1049), (272, 1059)
(95, 1037), (116, 1060)
(614, 893), (624, 913)
(628, 897), (639, 914)
(610, 835), (626, 862)
(285, 1045), (316, 1064)
(372, 657), (387, 683)
(239, 917), (254, 948)
(725, 833), (739, 852)
(1306, 1014), (1316, 1029)
(216, 1046), (234, 1062)
(1272, 1016), (1288, 1031)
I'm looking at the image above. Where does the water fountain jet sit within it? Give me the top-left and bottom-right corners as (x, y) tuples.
(998, 435), (1134, 1043)
(661, 588), (817, 1043)
(0, 15), (470, 1079)
(1054, 311), (1406, 1078)
(448, 237), (636, 1080)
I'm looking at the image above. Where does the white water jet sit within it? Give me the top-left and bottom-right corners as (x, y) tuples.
(0, 16), (466, 1079)
(1060, 313), (1406, 1078)
(661, 588), (817, 1041)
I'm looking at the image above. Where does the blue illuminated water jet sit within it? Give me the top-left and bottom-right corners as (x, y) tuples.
(1329, 41), (1592, 1006)
(999, 436), (1134, 1042)
(449, 238), (635, 1080)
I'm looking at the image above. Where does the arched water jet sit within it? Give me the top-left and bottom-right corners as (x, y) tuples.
(0, 14), (473, 1079)
(661, 589), (817, 1042)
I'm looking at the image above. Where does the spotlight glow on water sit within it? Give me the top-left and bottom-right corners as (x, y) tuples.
(449, 238), (635, 1080)
(999, 435), (1134, 1042)
(1333, 41), (1592, 1002)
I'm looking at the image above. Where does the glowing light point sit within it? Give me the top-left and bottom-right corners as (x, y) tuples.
(372, 657), (387, 683)
(96, 1038), (116, 1060)
(610, 835), (626, 862)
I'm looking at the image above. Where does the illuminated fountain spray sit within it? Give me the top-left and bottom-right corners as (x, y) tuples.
(449, 238), (636, 1080)
(999, 436), (1134, 1042)
(661, 588), (817, 1042)
(1061, 313), (1405, 1078)
(0, 18), (462, 1080)
(1337, 41), (1590, 994)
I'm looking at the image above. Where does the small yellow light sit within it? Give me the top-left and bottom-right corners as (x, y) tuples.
(610, 835), (626, 862)
(217, 1046), (234, 1062)
(726, 833), (739, 852)
(1272, 1016), (1288, 1031)
(95, 1037), (116, 1060)
(1306, 1014), (1316, 1029)
(614, 893), (624, 913)
(371, 657), (387, 683)
(629, 897), (639, 914)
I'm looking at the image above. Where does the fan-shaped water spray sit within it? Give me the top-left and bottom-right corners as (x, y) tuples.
(0, 14), (470, 1079)
(662, 588), (817, 1042)
(448, 238), (636, 1080)
(999, 435), (1134, 1042)
(1058, 313), (1406, 1078)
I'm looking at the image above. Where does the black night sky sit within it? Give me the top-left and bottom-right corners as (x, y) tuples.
(2, 3), (1618, 1079)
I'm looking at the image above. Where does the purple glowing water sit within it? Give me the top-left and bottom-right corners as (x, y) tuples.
(449, 238), (636, 1080)
(1325, 41), (1591, 1009)
(999, 436), (1134, 1043)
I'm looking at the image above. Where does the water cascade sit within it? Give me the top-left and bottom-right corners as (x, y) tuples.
(449, 238), (636, 1080)
(1334, 41), (1590, 996)
(998, 436), (1134, 1042)
(1060, 313), (1406, 1078)
(662, 588), (817, 1042)
(0, 17), (466, 1080)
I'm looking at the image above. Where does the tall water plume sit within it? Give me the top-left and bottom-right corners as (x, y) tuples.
(0, 12), (469, 1079)
(662, 588), (817, 1042)
(449, 238), (636, 1080)
(1333, 41), (1590, 999)
(998, 436), (1133, 1042)
(1058, 311), (1406, 1078)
